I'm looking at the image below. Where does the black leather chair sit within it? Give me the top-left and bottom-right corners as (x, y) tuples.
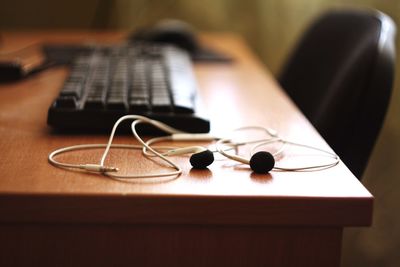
(279, 9), (396, 179)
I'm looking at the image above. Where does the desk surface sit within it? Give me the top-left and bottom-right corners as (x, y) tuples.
(0, 31), (372, 227)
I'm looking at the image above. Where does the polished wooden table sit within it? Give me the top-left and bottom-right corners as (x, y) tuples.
(0, 32), (372, 267)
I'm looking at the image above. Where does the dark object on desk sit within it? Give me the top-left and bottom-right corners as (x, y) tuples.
(0, 61), (26, 82)
(132, 20), (198, 54)
(0, 43), (55, 83)
(190, 150), (214, 169)
(250, 151), (275, 174)
(0, 58), (54, 83)
(279, 9), (396, 179)
(47, 43), (210, 134)
(129, 19), (233, 63)
(42, 44), (97, 65)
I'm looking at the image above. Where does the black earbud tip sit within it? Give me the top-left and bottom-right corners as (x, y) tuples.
(190, 150), (214, 169)
(249, 151), (275, 174)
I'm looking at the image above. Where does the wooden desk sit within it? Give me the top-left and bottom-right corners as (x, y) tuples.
(0, 32), (372, 267)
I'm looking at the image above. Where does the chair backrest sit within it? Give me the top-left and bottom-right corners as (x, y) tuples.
(279, 9), (396, 179)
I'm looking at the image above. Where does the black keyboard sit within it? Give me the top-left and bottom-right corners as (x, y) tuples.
(47, 43), (210, 134)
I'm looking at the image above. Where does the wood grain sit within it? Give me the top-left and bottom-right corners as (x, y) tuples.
(0, 31), (373, 266)
(0, 223), (342, 267)
(0, 31), (372, 226)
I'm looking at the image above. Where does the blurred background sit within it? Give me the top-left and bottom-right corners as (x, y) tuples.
(1, 0), (399, 266)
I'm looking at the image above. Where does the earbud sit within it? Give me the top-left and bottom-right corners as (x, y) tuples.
(249, 151), (275, 173)
(189, 149), (214, 169)
(216, 138), (277, 174)
(164, 146), (214, 169)
(225, 150), (275, 173)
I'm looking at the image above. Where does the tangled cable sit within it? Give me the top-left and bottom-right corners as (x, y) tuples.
(48, 115), (340, 179)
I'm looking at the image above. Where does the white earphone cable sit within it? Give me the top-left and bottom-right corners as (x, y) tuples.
(49, 115), (186, 179)
(48, 115), (340, 178)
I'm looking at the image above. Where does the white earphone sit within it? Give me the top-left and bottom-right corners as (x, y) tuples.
(216, 135), (339, 173)
(48, 115), (340, 179)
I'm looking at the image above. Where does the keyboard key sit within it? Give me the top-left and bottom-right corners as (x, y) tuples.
(83, 57), (110, 110)
(60, 81), (83, 98)
(150, 59), (172, 112)
(84, 83), (108, 109)
(164, 48), (196, 113)
(106, 59), (129, 110)
(129, 58), (150, 111)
